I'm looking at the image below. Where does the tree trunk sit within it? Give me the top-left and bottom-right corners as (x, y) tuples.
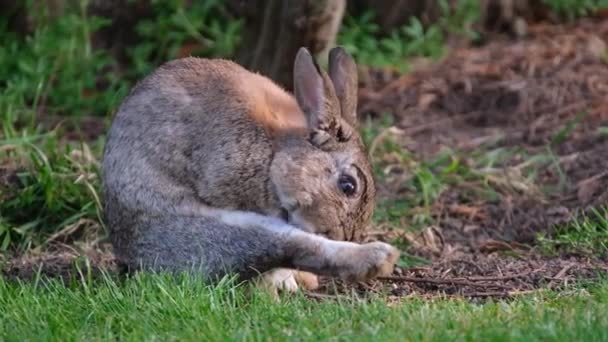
(0, 0), (29, 35)
(228, 0), (346, 91)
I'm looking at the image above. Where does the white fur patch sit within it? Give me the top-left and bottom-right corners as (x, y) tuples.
(171, 200), (358, 261)
(287, 210), (316, 233)
(205, 205), (360, 263)
(170, 200), (299, 234)
(214, 210), (294, 234)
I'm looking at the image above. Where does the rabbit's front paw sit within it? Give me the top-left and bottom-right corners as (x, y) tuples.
(337, 242), (400, 282)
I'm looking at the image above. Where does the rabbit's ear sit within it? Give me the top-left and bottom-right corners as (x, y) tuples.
(329, 46), (358, 128)
(294, 47), (339, 145)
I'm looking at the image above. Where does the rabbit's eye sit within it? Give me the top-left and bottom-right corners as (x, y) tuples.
(338, 174), (357, 197)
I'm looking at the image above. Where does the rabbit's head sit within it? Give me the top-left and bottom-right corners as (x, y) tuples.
(271, 47), (375, 242)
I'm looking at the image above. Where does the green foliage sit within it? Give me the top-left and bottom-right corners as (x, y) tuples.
(0, 3), (127, 119)
(0, 0), (242, 122)
(1, 273), (607, 340)
(543, 0), (608, 20)
(338, 2), (481, 72)
(0, 0), (240, 251)
(0, 132), (103, 251)
(338, 12), (445, 72)
(338, 12), (444, 72)
(129, 0), (242, 76)
(438, 0), (481, 41)
(338, 12), (393, 69)
(380, 17), (445, 64)
(0, 1), (110, 250)
(538, 207), (608, 256)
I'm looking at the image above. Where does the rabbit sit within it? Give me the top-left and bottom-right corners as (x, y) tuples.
(101, 46), (400, 293)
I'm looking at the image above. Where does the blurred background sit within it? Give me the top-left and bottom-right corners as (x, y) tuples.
(1, 1), (607, 284)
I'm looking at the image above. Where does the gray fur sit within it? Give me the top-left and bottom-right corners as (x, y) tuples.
(101, 47), (399, 283)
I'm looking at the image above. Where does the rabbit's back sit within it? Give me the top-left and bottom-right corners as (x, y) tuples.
(102, 58), (306, 238)
(133, 57), (306, 134)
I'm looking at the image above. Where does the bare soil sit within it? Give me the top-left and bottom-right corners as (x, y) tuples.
(344, 17), (608, 298)
(314, 254), (606, 301)
(362, 18), (608, 247)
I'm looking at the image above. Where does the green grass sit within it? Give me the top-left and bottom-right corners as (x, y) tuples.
(543, 0), (608, 20)
(1, 273), (607, 341)
(0, 134), (103, 251)
(539, 207), (608, 257)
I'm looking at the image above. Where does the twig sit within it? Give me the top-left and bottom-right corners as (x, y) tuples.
(384, 269), (536, 284)
(379, 276), (512, 290)
(464, 270), (535, 282)
(446, 259), (485, 274)
(547, 263), (575, 288)
(553, 263), (574, 280)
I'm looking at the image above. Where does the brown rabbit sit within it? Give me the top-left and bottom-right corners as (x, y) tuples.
(101, 46), (399, 292)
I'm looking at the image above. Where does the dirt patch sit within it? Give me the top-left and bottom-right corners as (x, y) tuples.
(359, 17), (608, 252)
(4, 244), (605, 301)
(0, 166), (21, 202)
(312, 253), (607, 300)
(1, 243), (118, 283)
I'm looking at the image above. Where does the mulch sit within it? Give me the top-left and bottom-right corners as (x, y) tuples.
(358, 17), (608, 253)
(310, 253), (606, 301)
(348, 16), (608, 299)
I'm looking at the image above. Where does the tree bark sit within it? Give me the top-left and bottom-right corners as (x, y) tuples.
(0, 1), (26, 34)
(228, 0), (346, 91)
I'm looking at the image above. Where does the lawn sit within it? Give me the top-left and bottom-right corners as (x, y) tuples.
(1, 274), (607, 341)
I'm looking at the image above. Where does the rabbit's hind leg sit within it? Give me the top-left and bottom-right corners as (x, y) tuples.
(130, 209), (398, 286)
(256, 268), (319, 296)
